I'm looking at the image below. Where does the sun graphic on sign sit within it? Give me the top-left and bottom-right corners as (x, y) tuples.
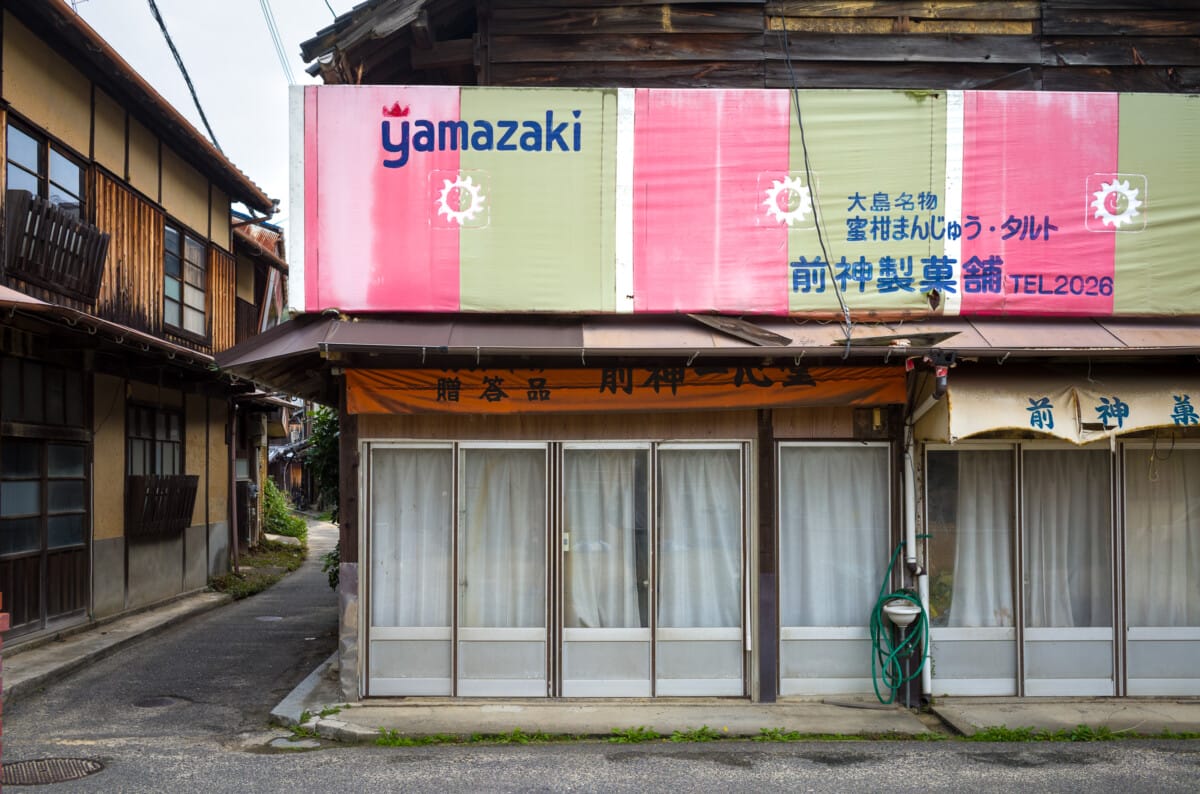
(762, 176), (813, 226)
(436, 174), (486, 226)
(1090, 179), (1143, 229)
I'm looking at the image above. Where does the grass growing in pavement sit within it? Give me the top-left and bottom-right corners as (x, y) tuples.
(969, 725), (1200, 742)
(208, 539), (306, 600)
(670, 725), (724, 742)
(375, 728), (584, 747)
(372, 723), (1200, 748)
(609, 726), (661, 743)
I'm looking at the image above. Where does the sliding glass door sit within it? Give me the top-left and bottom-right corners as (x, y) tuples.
(457, 445), (549, 696)
(367, 445), (454, 695)
(656, 445), (744, 696)
(778, 443), (890, 695)
(1022, 447), (1114, 696)
(365, 440), (746, 698)
(926, 448), (1017, 696)
(1123, 443), (1200, 695)
(562, 446), (651, 696)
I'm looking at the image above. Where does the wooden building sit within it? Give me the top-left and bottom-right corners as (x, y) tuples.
(217, 1), (1200, 703)
(0, 0), (287, 644)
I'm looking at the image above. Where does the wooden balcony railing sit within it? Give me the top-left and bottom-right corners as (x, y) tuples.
(4, 189), (110, 303)
(126, 475), (199, 539)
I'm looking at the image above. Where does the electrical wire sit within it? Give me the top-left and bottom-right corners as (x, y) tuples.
(145, 0), (223, 154)
(324, 0), (338, 19)
(778, 22), (854, 349)
(259, 0), (297, 85)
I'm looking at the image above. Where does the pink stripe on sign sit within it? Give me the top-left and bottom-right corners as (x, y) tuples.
(959, 91), (1118, 316)
(633, 90), (790, 314)
(308, 86), (461, 312)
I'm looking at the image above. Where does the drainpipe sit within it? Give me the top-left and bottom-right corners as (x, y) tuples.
(228, 399), (240, 574)
(904, 353), (952, 699)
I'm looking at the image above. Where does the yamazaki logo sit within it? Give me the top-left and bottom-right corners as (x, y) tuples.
(381, 107), (583, 168)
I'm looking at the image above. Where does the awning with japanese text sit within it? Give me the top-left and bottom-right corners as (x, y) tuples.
(917, 371), (1200, 445)
(345, 365), (906, 415)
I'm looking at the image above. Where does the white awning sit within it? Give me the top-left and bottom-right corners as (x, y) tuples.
(917, 370), (1200, 445)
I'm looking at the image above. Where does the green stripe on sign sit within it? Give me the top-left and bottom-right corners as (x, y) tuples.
(1114, 94), (1200, 316)
(788, 90), (948, 315)
(458, 88), (617, 312)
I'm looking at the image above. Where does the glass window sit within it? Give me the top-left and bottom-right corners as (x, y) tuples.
(0, 517), (40, 556)
(1124, 447), (1200, 628)
(6, 125), (39, 170)
(370, 448), (453, 628)
(1023, 449), (1112, 628)
(779, 445), (889, 627)
(5, 122), (85, 218)
(658, 448), (741, 629)
(459, 448), (546, 629)
(164, 224), (206, 337)
(48, 514), (85, 549)
(564, 448), (649, 629)
(127, 406), (183, 476)
(926, 450), (1015, 628)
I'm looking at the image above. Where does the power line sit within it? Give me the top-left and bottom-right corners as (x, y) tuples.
(146, 0), (223, 154)
(779, 23), (854, 349)
(259, 0), (296, 85)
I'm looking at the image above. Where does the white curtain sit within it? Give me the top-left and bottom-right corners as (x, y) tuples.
(370, 448), (453, 627)
(780, 446), (888, 627)
(658, 449), (741, 629)
(564, 450), (646, 628)
(1023, 450), (1111, 628)
(1125, 448), (1200, 627)
(948, 451), (1015, 627)
(459, 448), (546, 629)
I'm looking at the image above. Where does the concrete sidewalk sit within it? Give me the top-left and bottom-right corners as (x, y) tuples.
(272, 657), (1200, 743)
(2, 590), (230, 706)
(271, 665), (930, 742)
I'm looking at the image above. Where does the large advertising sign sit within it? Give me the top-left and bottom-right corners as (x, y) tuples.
(299, 86), (1200, 317)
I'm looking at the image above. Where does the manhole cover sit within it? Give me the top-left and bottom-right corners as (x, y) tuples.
(256, 615), (283, 622)
(3, 758), (104, 785)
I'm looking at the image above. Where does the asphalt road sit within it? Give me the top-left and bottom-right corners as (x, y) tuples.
(5, 518), (1200, 792)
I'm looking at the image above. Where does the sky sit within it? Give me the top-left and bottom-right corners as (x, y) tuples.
(74, 0), (344, 238)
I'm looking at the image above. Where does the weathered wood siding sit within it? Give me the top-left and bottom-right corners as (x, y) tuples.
(326, 1), (1200, 93)
(94, 170), (165, 335)
(209, 246), (237, 353)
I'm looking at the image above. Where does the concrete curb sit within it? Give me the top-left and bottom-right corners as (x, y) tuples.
(927, 705), (977, 737)
(313, 717), (378, 744)
(270, 652), (338, 727)
(2, 593), (231, 707)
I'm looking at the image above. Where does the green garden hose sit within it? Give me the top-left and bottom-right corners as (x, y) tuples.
(870, 540), (928, 705)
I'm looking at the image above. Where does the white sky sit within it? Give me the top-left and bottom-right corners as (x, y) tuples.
(74, 0), (343, 239)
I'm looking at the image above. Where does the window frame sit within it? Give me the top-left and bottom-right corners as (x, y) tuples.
(163, 221), (209, 341)
(126, 403), (185, 477)
(5, 119), (86, 221)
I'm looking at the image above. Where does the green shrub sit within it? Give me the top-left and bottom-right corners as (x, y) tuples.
(263, 478), (307, 542)
(321, 542), (340, 590)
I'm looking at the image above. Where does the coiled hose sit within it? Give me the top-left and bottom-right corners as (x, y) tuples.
(870, 540), (928, 705)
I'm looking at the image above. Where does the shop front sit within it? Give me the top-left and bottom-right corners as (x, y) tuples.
(920, 368), (1200, 697)
(347, 363), (907, 700)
